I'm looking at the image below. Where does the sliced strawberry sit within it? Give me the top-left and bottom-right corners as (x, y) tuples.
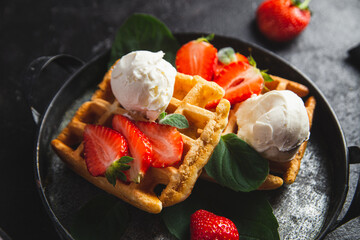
(136, 121), (183, 168)
(176, 37), (218, 81)
(207, 61), (264, 108)
(83, 125), (129, 178)
(214, 53), (249, 77)
(112, 115), (153, 183)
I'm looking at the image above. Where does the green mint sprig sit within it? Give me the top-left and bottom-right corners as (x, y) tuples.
(71, 195), (129, 240)
(204, 133), (269, 192)
(158, 112), (189, 129)
(108, 14), (179, 68)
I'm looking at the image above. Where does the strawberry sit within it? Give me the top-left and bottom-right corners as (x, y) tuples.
(176, 35), (218, 81)
(83, 125), (131, 184)
(207, 61), (264, 108)
(136, 121), (183, 168)
(190, 209), (239, 240)
(256, 0), (311, 42)
(112, 115), (153, 183)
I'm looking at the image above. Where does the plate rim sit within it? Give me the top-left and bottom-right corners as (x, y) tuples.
(35, 32), (349, 240)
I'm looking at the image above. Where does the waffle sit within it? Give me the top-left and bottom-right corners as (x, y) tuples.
(51, 67), (230, 213)
(223, 75), (316, 190)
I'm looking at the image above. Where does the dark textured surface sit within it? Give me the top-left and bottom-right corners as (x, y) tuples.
(1, 0), (359, 239)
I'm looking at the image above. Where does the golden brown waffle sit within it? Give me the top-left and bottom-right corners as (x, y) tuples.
(51, 68), (230, 213)
(223, 75), (316, 190)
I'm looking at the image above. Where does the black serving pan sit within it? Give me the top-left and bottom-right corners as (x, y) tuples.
(25, 33), (360, 239)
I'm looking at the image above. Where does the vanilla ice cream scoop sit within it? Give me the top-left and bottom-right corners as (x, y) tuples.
(111, 50), (176, 121)
(235, 90), (309, 162)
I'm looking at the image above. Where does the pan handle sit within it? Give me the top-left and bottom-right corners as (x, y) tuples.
(331, 146), (360, 230)
(23, 54), (84, 124)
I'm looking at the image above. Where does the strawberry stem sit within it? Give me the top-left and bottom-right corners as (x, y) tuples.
(196, 33), (214, 43)
(105, 156), (133, 186)
(292, 0), (311, 10)
(248, 55), (257, 68)
(133, 174), (142, 184)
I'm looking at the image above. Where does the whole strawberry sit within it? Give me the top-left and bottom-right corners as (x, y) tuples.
(190, 209), (239, 240)
(176, 34), (218, 81)
(256, 0), (311, 42)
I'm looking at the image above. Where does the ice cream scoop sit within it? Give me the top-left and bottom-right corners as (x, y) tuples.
(111, 50), (176, 121)
(235, 90), (309, 162)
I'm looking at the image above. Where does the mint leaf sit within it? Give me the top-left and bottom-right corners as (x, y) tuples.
(108, 14), (179, 68)
(158, 113), (189, 129)
(204, 133), (269, 192)
(218, 47), (237, 65)
(71, 195), (129, 240)
(162, 180), (279, 240)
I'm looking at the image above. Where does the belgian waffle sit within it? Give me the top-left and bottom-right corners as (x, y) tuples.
(51, 68), (230, 213)
(223, 75), (316, 190)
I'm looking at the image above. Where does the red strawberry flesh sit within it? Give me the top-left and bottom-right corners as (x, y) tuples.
(215, 52), (249, 77)
(136, 121), (183, 168)
(83, 125), (129, 177)
(214, 61), (264, 105)
(112, 115), (152, 183)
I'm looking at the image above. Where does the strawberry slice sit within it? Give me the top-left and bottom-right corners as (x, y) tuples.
(136, 121), (183, 168)
(207, 61), (264, 108)
(176, 36), (218, 81)
(214, 52), (249, 77)
(112, 115), (153, 183)
(83, 125), (130, 181)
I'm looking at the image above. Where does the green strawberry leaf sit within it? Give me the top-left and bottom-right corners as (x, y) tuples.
(261, 70), (274, 82)
(204, 133), (269, 192)
(291, 0), (311, 10)
(158, 112), (189, 129)
(196, 33), (215, 43)
(162, 180), (279, 240)
(105, 156), (134, 186)
(248, 54), (257, 68)
(218, 47), (237, 65)
(119, 156), (134, 164)
(71, 195), (129, 240)
(108, 13), (179, 68)
(248, 55), (274, 83)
